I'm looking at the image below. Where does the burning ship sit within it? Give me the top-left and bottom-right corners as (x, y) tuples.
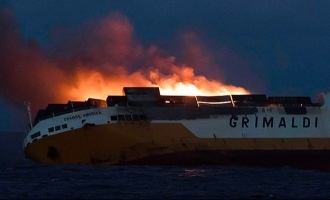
(23, 87), (330, 170)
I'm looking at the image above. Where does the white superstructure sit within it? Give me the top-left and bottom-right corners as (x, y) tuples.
(23, 91), (330, 149)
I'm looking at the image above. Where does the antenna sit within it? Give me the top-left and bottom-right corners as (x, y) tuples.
(71, 101), (74, 112)
(24, 101), (33, 130)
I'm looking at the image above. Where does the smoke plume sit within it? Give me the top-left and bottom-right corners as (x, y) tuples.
(0, 7), (253, 117)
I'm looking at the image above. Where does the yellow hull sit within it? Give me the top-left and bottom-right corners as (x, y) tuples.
(24, 121), (330, 167)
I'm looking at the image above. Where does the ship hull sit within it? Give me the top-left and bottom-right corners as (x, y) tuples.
(24, 121), (330, 170)
(125, 150), (330, 171)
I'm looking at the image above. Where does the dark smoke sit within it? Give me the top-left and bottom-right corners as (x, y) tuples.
(0, 6), (67, 111)
(0, 6), (261, 120)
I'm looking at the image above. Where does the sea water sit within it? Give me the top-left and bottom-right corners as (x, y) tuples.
(1, 132), (330, 199)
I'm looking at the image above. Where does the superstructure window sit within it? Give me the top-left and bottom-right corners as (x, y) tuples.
(55, 125), (61, 131)
(62, 124), (67, 129)
(118, 115), (125, 121)
(110, 115), (118, 121)
(139, 115), (147, 120)
(132, 115), (140, 121)
(125, 115), (132, 121)
(31, 131), (41, 139)
(48, 127), (54, 133)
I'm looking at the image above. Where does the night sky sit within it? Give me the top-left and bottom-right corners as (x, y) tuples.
(0, 0), (329, 132)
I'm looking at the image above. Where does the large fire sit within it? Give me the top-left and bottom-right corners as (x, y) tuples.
(64, 66), (249, 101)
(0, 8), (252, 116)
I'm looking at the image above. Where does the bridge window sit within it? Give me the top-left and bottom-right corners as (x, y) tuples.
(55, 125), (61, 131)
(48, 127), (54, 133)
(62, 124), (67, 129)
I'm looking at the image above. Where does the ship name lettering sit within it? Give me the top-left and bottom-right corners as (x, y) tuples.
(82, 111), (101, 117)
(229, 116), (318, 128)
(64, 114), (81, 121)
(63, 111), (101, 121)
(263, 117), (274, 127)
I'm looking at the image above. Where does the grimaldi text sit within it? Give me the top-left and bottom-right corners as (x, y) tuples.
(229, 116), (318, 128)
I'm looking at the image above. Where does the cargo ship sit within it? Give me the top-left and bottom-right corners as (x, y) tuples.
(23, 87), (330, 170)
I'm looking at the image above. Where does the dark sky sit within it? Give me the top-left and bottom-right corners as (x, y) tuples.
(0, 0), (330, 132)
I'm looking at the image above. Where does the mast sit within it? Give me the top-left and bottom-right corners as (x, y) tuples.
(25, 101), (33, 130)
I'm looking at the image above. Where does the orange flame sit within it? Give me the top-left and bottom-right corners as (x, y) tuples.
(149, 66), (249, 96)
(62, 65), (249, 101)
(0, 9), (251, 112)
